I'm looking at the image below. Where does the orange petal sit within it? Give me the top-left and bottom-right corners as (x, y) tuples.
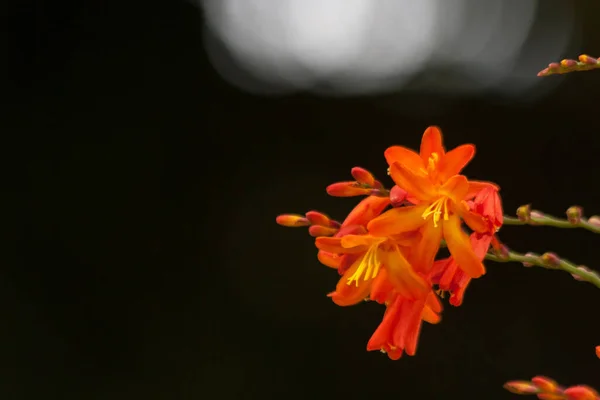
(367, 204), (428, 236)
(340, 234), (378, 248)
(465, 180), (500, 200)
(420, 126), (445, 162)
(426, 291), (443, 313)
(421, 306), (441, 324)
(315, 237), (365, 254)
(369, 268), (395, 304)
(439, 175), (469, 204)
(380, 246), (429, 300)
(389, 162), (437, 201)
(367, 297), (403, 353)
(442, 214), (485, 278)
(384, 146), (425, 173)
(461, 209), (489, 234)
(395, 299), (426, 356)
(328, 258), (373, 306)
(317, 251), (340, 268)
(410, 220), (443, 274)
(341, 196), (390, 229)
(438, 144), (475, 181)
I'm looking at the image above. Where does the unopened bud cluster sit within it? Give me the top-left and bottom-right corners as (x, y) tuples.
(327, 167), (388, 197)
(505, 376), (599, 400)
(276, 211), (340, 237)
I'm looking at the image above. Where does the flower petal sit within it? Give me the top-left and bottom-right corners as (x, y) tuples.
(438, 144), (475, 181)
(384, 146), (425, 173)
(439, 174), (469, 204)
(410, 220), (443, 274)
(380, 246), (429, 300)
(465, 180), (500, 200)
(317, 251), (340, 268)
(341, 196), (390, 228)
(369, 268), (395, 304)
(340, 234), (379, 249)
(328, 257), (373, 306)
(421, 306), (441, 324)
(367, 204), (428, 236)
(442, 214), (486, 278)
(461, 209), (489, 234)
(420, 126), (445, 162)
(315, 237), (366, 254)
(389, 162), (437, 201)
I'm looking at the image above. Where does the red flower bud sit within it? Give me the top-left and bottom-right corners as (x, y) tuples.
(276, 214), (310, 227)
(305, 211), (331, 226)
(532, 376), (561, 394)
(351, 167), (376, 186)
(563, 385), (599, 400)
(504, 381), (540, 395)
(326, 182), (372, 197)
(390, 186), (408, 207)
(308, 225), (338, 237)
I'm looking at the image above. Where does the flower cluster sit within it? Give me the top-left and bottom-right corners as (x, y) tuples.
(505, 375), (599, 400)
(276, 126), (503, 359)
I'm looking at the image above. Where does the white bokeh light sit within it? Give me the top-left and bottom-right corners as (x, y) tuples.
(200, 0), (576, 97)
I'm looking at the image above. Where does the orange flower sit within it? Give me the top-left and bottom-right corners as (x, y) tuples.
(316, 195), (390, 271)
(316, 231), (429, 306)
(366, 290), (443, 359)
(431, 185), (504, 306)
(368, 127), (497, 279)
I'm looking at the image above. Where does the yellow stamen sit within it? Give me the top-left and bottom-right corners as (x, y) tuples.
(346, 243), (381, 287)
(421, 197), (449, 227)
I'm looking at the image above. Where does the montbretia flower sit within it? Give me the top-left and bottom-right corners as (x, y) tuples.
(367, 290), (443, 360)
(432, 185), (505, 305)
(368, 128), (499, 279)
(316, 195), (390, 272)
(315, 231), (429, 306)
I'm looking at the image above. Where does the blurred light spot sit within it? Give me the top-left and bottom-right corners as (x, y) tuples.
(200, 0), (576, 99)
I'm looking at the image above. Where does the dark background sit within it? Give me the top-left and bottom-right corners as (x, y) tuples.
(4, 0), (600, 399)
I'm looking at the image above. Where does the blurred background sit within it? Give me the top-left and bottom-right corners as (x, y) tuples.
(4, 0), (600, 398)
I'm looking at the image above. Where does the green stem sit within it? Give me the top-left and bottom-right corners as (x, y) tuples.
(503, 214), (600, 234)
(485, 250), (600, 289)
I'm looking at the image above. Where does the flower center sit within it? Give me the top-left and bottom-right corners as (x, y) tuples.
(421, 196), (449, 227)
(346, 242), (382, 287)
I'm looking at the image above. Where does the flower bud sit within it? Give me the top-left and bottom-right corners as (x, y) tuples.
(532, 376), (561, 394)
(579, 54), (598, 64)
(276, 214), (310, 227)
(531, 210), (545, 221)
(326, 182), (372, 197)
(561, 59), (577, 68)
(522, 252), (537, 267)
(351, 167), (376, 187)
(541, 252), (561, 268)
(595, 345), (600, 359)
(390, 186), (408, 207)
(517, 204), (531, 222)
(571, 265), (592, 281)
(308, 225), (338, 237)
(504, 381), (539, 395)
(305, 211), (331, 227)
(563, 385), (599, 400)
(566, 206), (583, 225)
(588, 216), (600, 228)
